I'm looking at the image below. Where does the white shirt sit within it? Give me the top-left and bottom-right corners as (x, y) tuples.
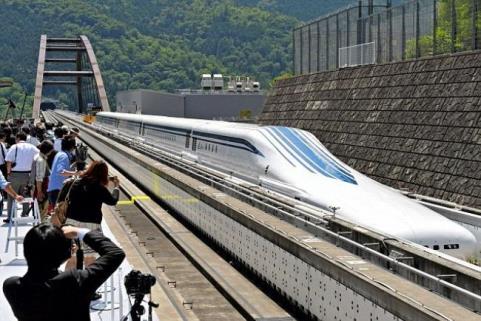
(34, 153), (48, 182)
(77, 228), (90, 240)
(5, 141), (39, 172)
(54, 138), (62, 152)
(26, 135), (39, 146)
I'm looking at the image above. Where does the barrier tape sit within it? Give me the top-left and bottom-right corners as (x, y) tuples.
(117, 195), (151, 205)
(117, 195), (198, 205)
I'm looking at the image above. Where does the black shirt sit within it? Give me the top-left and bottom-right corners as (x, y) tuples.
(3, 231), (125, 321)
(61, 178), (119, 224)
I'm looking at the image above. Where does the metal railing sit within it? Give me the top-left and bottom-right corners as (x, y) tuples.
(295, 0), (481, 74)
(339, 42), (377, 68)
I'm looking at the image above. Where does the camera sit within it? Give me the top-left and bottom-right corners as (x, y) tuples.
(124, 270), (156, 295)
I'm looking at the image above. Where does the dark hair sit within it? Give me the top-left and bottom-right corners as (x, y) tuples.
(81, 160), (109, 186)
(47, 150), (58, 168)
(61, 135), (76, 152)
(24, 223), (71, 270)
(6, 135), (15, 148)
(3, 127), (12, 136)
(0, 132), (6, 140)
(38, 140), (54, 155)
(21, 126), (30, 135)
(36, 128), (45, 141)
(16, 132), (27, 141)
(54, 127), (64, 139)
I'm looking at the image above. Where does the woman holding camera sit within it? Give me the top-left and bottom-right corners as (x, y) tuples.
(61, 160), (119, 267)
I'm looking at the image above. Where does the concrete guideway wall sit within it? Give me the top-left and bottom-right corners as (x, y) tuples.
(260, 51), (481, 209)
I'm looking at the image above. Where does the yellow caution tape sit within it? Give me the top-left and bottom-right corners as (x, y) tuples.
(117, 195), (151, 205)
(117, 194), (198, 206)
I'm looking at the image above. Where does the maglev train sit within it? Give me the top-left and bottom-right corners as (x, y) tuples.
(95, 111), (479, 259)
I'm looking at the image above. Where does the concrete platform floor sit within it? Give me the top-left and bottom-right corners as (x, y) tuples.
(0, 201), (159, 321)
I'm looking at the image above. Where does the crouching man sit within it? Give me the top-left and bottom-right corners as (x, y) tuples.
(3, 224), (125, 321)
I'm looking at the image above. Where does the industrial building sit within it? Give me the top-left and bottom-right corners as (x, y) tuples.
(116, 75), (265, 121)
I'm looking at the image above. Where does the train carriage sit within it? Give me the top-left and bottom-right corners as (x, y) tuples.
(95, 111), (479, 259)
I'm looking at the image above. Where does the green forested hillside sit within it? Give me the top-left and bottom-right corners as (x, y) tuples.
(0, 0), (353, 112)
(235, 0), (356, 21)
(0, 0), (302, 108)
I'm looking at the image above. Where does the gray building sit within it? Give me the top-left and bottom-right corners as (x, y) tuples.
(116, 89), (265, 121)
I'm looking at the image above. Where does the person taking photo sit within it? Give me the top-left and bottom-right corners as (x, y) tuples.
(3, 224), (125, 321)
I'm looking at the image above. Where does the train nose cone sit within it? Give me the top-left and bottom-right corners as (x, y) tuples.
(452, 230), (478, 258)
(413, 223), (478, 259)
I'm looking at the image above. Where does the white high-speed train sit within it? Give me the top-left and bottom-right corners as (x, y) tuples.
(95, 111), (479, 259)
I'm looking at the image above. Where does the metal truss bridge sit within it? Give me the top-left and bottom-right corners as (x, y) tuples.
(32, 35), (110, 119)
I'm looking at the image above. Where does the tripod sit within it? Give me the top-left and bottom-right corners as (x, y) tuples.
(122, 291), (159, 321)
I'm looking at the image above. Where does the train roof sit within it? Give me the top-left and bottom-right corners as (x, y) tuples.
(97, 112), (261, 130)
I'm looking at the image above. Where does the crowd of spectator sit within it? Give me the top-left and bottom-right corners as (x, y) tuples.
(0, 119), (90, 224)
(0, 118), (125, 321)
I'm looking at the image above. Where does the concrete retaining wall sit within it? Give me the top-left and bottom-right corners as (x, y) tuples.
(259, 51), (481, 209)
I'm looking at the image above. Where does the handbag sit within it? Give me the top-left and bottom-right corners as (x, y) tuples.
(0, 144), (7, 178)
(50, 179), (76, 227)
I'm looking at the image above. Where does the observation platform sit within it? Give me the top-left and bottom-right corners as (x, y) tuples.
(0, 201), (160, 321)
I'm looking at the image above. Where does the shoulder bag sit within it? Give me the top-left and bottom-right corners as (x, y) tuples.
(50, 178), (76, 227)
(0, 144), (7, 178)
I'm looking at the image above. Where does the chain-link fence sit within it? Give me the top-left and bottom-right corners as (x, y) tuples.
(294, 0), (481, 74)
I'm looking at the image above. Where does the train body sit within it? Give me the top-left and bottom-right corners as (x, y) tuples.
(95, 111), (479, 259)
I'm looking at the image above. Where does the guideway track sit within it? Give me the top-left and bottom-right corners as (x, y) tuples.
(45, 112), (293, 321)
(50, 111), (481, 314)
(49, 111), (481, 320)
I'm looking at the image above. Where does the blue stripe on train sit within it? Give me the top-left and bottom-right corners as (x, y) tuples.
(296, 130), (354, 178)
(268, 127), (357, 185)
(263, 127), (317, 174)
(270, 127), (348, 181)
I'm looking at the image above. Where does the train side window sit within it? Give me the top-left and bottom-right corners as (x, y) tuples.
(185, 135), (189, 148)
(192, 138), (197, 151)
(433, 245), (439, 250)
(444, 244), (460, 250)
